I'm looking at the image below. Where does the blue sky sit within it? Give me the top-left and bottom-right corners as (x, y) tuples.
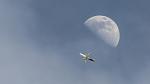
(0, 0), (150, 84)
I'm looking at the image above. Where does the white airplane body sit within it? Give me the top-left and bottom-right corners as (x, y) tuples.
(80, 53), (95, 63)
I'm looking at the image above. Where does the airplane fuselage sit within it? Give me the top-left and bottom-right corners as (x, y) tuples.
(80, 53), (95, 63)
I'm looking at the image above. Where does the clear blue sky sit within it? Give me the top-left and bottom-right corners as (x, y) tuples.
(0, 0), (150, 84)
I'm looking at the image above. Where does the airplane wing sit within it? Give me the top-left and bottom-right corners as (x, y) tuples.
(88, 58), (95, 62)
(80, 53), (86, 57)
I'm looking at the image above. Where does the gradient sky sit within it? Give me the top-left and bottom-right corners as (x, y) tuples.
(0, 0), (150, 84)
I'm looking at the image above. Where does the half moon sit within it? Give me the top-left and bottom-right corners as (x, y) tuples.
(84, 15), (120, 47)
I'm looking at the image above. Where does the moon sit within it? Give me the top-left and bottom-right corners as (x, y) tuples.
(84, 15), (120, 47)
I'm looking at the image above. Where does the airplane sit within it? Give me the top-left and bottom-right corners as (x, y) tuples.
(80, 52), (95, 63)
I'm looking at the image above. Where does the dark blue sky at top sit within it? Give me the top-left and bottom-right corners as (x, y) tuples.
(0, 0), (150, 84)
(31, 0), (150, 47)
